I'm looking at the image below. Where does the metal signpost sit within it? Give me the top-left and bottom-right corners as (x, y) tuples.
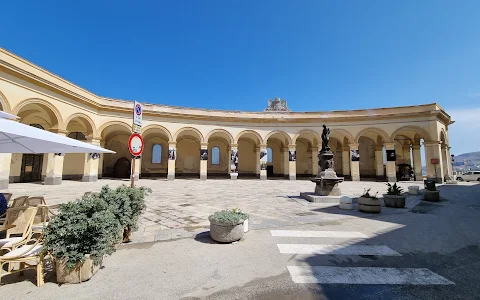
(130, 101), (143, 187)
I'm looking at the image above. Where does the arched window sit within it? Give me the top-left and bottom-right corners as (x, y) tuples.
(211, 146), (220, 165)
(68, 132), (87, 140)
(152, 144), (162, 164)
(267, 147), (273, 163)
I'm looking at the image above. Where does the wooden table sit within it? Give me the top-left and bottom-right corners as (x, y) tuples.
(0, 224), (16, 232)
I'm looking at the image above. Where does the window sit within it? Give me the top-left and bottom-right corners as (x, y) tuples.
(152, 144), (162, 164)
(267, 147), (273, 163)
(211, 146), (220, 165)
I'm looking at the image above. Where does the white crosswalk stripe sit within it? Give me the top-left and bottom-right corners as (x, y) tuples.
(287, 266), (454, 285)
(277, 244), (402, 256)
(271, 230), (368, 238)
(272, 230), (454, 285)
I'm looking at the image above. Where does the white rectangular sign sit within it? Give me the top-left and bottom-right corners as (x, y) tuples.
(133, 101), (143, 127)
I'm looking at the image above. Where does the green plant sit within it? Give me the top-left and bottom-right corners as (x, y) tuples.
(360, 188), (379, 199)
(209, 209), (249, 225)
(43, 193), (122, 270)
(386, 183), (404, 195)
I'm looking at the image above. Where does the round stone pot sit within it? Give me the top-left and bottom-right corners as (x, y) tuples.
(424, 190), (440, 202)
(56, 254), (102, 284)
(209, 220), (245, 243)
(358, 197), (382, 213)
(383, 194), (406, 208)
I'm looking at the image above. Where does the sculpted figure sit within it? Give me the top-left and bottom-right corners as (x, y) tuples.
(321, 124), (330, 152)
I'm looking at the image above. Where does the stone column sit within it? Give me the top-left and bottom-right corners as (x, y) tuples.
(402, 145), (412, 165)
(412, 144), (422, 181)
(446, 146), (453, 177)
(349, 143), (360, 181)
(384, 142), (397, 182)
(288, 144), (296, 180)
(424, 141), (444, 183)
(0, 154), (12, 189)
(44, 130), (66, 185)
(82, 138), (101, 182)
(167, 142), (176, 180)
(374, 146), (384, 181)
(311, 147), (319, 176)
(342, 146), (350, 178)
(441, 144), (449, 180)
(283, 147), (289, 179)
(97, 141), (105, 179)
(200, 143), (208, 180)
(255, 147), (260, 177)
(259, 144), (267, 180)
(230, 144), (238, 180)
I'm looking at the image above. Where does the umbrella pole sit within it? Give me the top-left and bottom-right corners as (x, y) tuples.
(131, 157), (136, 188)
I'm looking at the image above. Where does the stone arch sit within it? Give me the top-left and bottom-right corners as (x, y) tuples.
(264, 130), (292, 145)
(64, 113), (98, 137)
(389, 126), (433, 143)
(0, 90), (12, 112)
(98, 121), (132, 138)
(439, 128), (448, 146)
(234, 130), (263, 144)
(173, 127), (204, 143)
(354, 127), (389, 143)
(330, 129), (355, 145)
(13, 98), (64, 128)
(142, 124), (173, 142)
(292, 129), (320, 145)
(205, 129), (234, 144)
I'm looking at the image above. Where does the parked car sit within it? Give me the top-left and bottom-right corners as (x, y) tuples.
(456, 171), (480, 182)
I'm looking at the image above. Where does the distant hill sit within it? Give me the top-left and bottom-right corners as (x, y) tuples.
(453, 151), (480, 167)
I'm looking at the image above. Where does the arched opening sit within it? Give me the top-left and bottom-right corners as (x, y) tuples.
(294, 131), (320, 178)
(236, 131), (261, 178)
(207, 130), (231, 178)
(266, 132), (290, 179)
(391, 127), (429, 181)
(11, 102), (61, 183)
(142, 126), (171, 179)
(175, 128), (202, 178)
(355, 129), (387, 181)
(100, 123), (132, 179)
(63, 115), (94, 181)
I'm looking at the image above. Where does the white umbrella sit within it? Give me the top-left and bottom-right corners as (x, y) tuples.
(0, 117), (115, 154)
(0, 111), (19, 120)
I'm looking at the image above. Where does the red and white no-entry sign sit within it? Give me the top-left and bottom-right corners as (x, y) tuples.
(128, 133), (144, 156)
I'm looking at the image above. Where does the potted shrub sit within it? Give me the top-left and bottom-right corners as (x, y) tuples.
(43, 193), (122, 284)
(358, 188), (381, 213)
(424, 179), (440, 201)
(208, 209), (248, 243)
(384, 183), (406, 208)
(98, 185), (151, 243)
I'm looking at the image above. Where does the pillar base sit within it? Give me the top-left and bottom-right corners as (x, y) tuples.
(289, 175), (296, 181)
(376, 175), (386, 181)
(387, 176), (397, 182)
(260, 175), (267, 180)
(167, 174), (175, 181)
(351, 175), (360, 181)
(44, 176), (62, 185)
(200, 174), (207, 180)
(0, 179), (8, 189)
(230, 174), (238, 180)
(82, 175), (98, 182)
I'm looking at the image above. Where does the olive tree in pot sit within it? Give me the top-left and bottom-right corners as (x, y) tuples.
(98, 185), (151, 243)
(209, 209), (249, 243)
(384, 183), (406, 208)
(358, 188), (381, 213)
(43, 194), (121, 284)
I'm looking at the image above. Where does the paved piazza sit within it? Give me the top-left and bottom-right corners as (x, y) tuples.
(5, 179), (425, 243)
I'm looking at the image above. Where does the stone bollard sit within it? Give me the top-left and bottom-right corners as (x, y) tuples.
(408, 186), (419, 195)
(339, 196), (353, 210)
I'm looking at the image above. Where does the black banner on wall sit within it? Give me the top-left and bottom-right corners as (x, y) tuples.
(386, 150), (396, 161)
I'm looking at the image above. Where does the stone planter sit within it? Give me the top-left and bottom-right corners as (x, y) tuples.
(424, 190), (440, 202)
(56, 254), (102, 284)
(209, 220), (245, 243)
(383, 194), (406, 208)
(358, 197), (381, 213)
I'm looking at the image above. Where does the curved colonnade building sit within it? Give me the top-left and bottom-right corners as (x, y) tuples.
(0, 48), (453, 189)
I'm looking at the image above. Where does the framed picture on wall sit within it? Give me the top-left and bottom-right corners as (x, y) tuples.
(260, 149), (267, 161)
(289, 150), (296, 162)
(386, 150), (396, 161)
(168, 149), (176, 160)
(351, 150), (360, 161)
(230, 149), (238, 173)
(200, 149), (208, 161)
(260, 162), (267, 170)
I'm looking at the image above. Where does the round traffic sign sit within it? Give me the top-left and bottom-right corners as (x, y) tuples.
(135, 103), (142, 116)
(128, 133), (144, 156)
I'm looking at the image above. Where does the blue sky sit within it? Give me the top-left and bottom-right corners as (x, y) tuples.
(1, 1), (479, 154)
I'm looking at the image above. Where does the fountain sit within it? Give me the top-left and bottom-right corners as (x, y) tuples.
(300, 124), (344, 203)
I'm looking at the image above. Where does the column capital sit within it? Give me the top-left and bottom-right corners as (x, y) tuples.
(259, 144), (267, 149)
(423, 141), (441, 146)
(230, 143), (238, 148)
(412, 144), (421, 150)
(343, 146), (350, 151)
(375, 146), (383, 151)
(349, 143), (359, 150)
(168, 141), (177, 147)
(383, 142), (395, 149)
(49, 128), (68, 135)
(288, 144), (296, 150)
(200, 142), (208, 149)
(311, 147), (318, 152)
